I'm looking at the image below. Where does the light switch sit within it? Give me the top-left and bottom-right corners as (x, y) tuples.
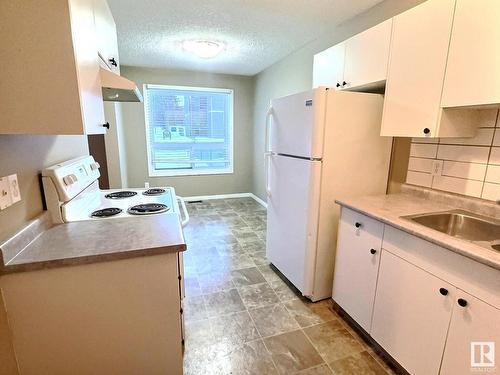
(0, 177), (12, 210)
(7, 174), (21, 204)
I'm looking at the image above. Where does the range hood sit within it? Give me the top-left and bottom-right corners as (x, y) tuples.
(100, 68), (143, 102)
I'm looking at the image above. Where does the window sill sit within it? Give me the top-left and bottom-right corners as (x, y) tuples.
(148, 168), (234, 177)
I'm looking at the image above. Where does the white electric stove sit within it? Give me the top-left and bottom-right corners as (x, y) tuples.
(41, 155), (189, 225)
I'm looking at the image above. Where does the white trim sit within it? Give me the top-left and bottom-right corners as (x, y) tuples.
(143, 84), (234, 178)
(183, 192), (267, 208)
(249, 193), (268, 208)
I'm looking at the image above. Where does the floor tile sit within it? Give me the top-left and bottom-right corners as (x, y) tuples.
(183, 296), (207, 322)
(210, 311), (260, 347)
(204, 288), (246, 317)
(238, 282), (280, 309)
(270, 279), (301, 302)
(249, 250), (269, 266)
(284, 299), (338, 328)
(304, 322), (365, 363)
(264, 329), (324, 374)
(231, 267), (266, 287)
(249, 303), (300, 337)
(214, 339), (279, 375)
(329, 351), (387, 375)
(294, 364), (333, 374)
(257, 264), (283, 283)
(184, 275), (202, 297)
(197, 270), (234, 294)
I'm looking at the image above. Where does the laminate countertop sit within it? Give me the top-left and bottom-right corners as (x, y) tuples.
(336, 193), (500, 271)
(0, 212), (186, 274)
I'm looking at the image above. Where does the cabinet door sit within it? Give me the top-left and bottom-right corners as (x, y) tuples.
(380, 0), (455, 137)
(442, 0), (500, 107)
(343, 19), (392, 91)
(371, 250), (454, 375)
(312, 43), (345, 89)
(94, 0), (120, 73)
(440, 291), (500, 375)
(332, 208), (384, 332)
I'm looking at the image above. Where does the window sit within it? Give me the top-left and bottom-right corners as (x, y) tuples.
(144, 84), (234, 176)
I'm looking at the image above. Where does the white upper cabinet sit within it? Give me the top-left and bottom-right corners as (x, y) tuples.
(312, 19), (391, 91)
(380, 0), (474, 138)
(94, 0), (120, 73)
(312, 43), (345, 90)
(441, 0), (500, 107)
(343, 19), (392, 91)
(0, 0), (106, 135)
(440, 291), (500, 375)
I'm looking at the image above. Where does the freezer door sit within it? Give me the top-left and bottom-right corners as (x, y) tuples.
(269, 88), (327, 159)
(266, 154), (322, 296)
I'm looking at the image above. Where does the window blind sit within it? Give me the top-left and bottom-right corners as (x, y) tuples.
(144, 85), (233, 176)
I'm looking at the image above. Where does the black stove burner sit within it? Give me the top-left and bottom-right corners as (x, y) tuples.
(127, 203), (170, 215)
(91, 207), (123, 218)
(105, 191), (138, 199)
(142, 188), (166, 196)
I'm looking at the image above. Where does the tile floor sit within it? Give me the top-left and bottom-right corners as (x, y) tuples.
(182, 198), (396, 375)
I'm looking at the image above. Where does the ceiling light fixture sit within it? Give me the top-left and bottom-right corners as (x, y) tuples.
(182, 40), (226, 59)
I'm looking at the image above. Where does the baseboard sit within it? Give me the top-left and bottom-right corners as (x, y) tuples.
(249, 193), (267, 208)
(183, 192), (267, 208)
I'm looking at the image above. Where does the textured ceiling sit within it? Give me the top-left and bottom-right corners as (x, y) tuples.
(107, 0), (384, 76)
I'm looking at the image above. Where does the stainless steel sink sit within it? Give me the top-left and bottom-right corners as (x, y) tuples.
(403, 210), (500, 251)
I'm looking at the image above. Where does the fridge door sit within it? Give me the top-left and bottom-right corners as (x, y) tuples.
(270, 88), (327, 159)
(266, 154), (322, 296)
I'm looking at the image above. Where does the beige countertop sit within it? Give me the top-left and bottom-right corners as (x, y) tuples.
(0, 212), (186, 274)
(336, 193), (500, 271)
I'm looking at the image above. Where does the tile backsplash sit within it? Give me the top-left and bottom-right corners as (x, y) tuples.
(406, 109), (500, 201)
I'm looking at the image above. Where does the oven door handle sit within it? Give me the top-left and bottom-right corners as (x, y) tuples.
(177, 195), (190, 227)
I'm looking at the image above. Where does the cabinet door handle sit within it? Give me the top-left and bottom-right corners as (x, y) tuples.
(370, 249), (377, 255)
(342, 81), (347, 87)
(355, 222), (362, 228)
(102, 122), (110, 129)
(109, 57), (118, 67)
(457, 298), (468, 307)
(423, 127), (431, 135)
(336, 83), (341, 88)
(439, 288), (448, 296)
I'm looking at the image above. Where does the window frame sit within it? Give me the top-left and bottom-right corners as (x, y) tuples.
(143, 84), (234, 177)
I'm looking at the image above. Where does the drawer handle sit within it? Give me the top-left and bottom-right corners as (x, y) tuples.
(355, 222), (362, 228)
(370, 249), (377, 255)
(439, 288), (448, 296)
(457, 298), (468, 307)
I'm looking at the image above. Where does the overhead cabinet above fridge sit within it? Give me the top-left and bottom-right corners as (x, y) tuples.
(313, 19), (392, 92)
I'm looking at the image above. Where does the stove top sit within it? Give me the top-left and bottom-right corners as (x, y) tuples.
(127, 203), (170, 215)
(105, 191), (138, 199)
(142, 188), (166, 196)
(91, 207), (123, 218)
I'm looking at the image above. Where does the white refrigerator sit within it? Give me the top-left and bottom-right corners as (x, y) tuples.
(265, 87), (392, 301)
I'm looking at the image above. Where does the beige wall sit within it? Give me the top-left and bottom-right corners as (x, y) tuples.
(251, 0), (424, 200)
(0, 135), (89, 240)
(119, 66), (255, 196)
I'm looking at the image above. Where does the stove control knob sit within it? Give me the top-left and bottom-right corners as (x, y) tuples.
(63, 175), (74, 186)
(90, 162), (100, 171)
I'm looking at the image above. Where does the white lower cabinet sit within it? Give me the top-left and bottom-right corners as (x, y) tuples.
(371, 251), (454, 375)
(440, 291), (500, 375)
(332, 208), (384, 332)
(333, 208), (500, 375)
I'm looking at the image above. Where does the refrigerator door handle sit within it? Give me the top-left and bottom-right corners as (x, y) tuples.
(265, 151), (272, 197)
(264, 106), (273, 153)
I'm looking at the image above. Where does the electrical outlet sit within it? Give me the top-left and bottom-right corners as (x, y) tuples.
(0, 177), (12, 210)
(7, 174), (21, 204)
(431, 160), (444, 176)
